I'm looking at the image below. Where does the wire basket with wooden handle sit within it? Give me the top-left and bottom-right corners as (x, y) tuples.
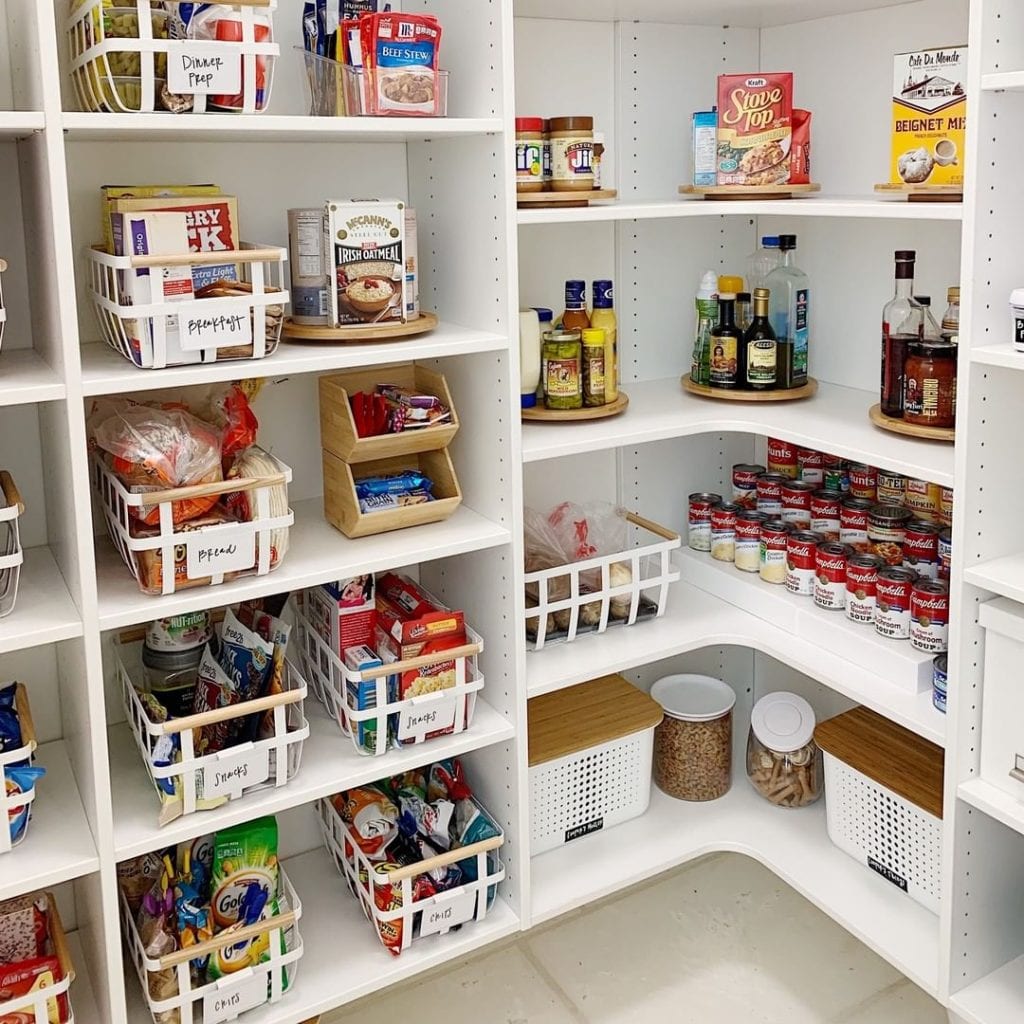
(317, 794), (505, 956)
(0, 682), (39, 854)
(0, 470), (24, 618)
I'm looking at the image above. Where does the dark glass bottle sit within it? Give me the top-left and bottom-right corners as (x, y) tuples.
(881, 251), (923, 418)
(743, 287), (778, 390)
(710, 293), (742, 390)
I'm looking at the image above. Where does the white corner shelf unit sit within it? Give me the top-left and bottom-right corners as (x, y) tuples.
(0, 0), (1018, 1022)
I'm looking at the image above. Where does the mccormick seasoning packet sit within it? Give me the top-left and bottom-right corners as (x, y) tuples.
(716, 72), (794, 186)
(360, 13), (442, 116)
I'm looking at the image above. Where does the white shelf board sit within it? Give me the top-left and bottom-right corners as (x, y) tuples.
(80, 323), (508, 396)
(95, 498), (511, 631)
(62, 112), (503, 143)
(529, 785), (941, 996)
(0, 348), (66, 405)
(518, 196), (963, 226)
(66, 932), (101, 1024)
(124, 847), (519, 1023)
(0, 111), (45, 140)
(982, 71), (1024, 93)
(514, 0), (923, 27)
(522, 376), (955, 487)
(0, 546), (83, 654)
(964, 556), (1024, 605)
(109, 698), (514, 859)
(0, 741), (99, 902)
(527, 571), (945, 746)
(958, 778), (1024, 839)
(952, 954), (1024, 1024)
(971, 343), (1024, 370)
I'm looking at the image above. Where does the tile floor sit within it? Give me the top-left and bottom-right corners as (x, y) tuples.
(325, 853), (948, 1024)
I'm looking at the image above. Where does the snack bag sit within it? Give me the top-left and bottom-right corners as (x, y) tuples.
(210, 816), (279, 931)
(218, 608), (274, 704)
(333, 785), (398, 861)
(191, 646), (243, 756)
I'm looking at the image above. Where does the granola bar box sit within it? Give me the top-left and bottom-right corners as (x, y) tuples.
(891, 46), (967, 188)
(716, 72), (793, 186)
(326, 199), (419, 328)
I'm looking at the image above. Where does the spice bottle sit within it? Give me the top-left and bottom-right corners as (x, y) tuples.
(515, 117), (546, 193)
(942, 286), (960, 345)
(561, 280), (590, 333)
(591, 280), (617, 402)
(582, 327), (606, 407)
(709, 292), (742, 389)
(542, 329), (583, 410)
(549, 116), (595, 192)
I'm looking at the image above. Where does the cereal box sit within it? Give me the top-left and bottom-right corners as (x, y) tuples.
(891, 46), (967, 188)
(716, 73), (794, 186)
(326, 199), (419, 327)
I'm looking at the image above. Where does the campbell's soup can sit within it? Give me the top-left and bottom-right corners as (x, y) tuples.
(710, 502), (741, 563)
(786, 530), (823, 596)
(759, 519), (792, 585)
(810, 489), (843, 541)
(839, 497), (874, 551)
(781, 480), (816, 529)
(733, 464), (765, 510)
(767, 437), (798, 479)
(756, 472), (788, 516)
(846, 553), (885, 624)
(797, 448), (824, 487)
(735, 511), (768, 573)
(938, 528), (953, 581)
(688, 492), (722, 552)
(848, 463), (878, 501)
(903, 519), (940, 579)
(868, 503), (913, 566)
(876, 566), (918, 640)
(904, 477), (942, 521)
(814, 541), (853, 611)
(940, 487), (954, 527)
(910, 580), (950, 653)
(877, 470), (905, 505)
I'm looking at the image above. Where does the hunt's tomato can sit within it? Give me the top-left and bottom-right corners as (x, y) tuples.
(767, 437), (798, 479)
(848, 463), (878, 501)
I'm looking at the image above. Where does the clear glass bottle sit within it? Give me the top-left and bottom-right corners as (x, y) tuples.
(914, 295), (943, 342)
(735, 292), (752, 333)
(766, 235), (810, 389)
(747, 236), (781, 293)
(743, 287), (778, 391)
(881, 251), (923, 418)
(942, 286), (960, 346)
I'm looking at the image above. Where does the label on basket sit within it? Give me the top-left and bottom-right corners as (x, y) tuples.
(397, 690), (459, 743)
(419, 887), (477, 937)
(179, 299), (253, 352)
(167, 42), (243, 95)
(867, 856), (909, 893)
(203, 971), (267, 1022)
(204, 744), (270, 799)
(186, 525), (256, 580)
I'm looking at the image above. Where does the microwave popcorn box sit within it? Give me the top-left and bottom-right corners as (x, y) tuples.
(326, 199), (419, 328)
(716, 72), (793, 186)
(891, 46), (967, 188)
(307, 578), (377, 657)
(375, 571), (465, 653)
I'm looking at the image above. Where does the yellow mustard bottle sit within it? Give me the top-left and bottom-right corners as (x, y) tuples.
(590, 280), (617, 402)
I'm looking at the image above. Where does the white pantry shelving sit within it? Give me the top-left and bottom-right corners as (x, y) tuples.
(0, 0), (1019, 1022)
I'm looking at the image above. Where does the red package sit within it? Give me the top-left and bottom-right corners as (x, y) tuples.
(0, 955), (69, 1024)
(790, 109), (812, 184)
(375, 573), (464, 649)
(210, 15), (272, 111)
(716, 72), (794, 186)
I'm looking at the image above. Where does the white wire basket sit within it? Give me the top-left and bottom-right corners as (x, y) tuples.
(87, 242), (288, 370)
(822, 751), (943, 914)
(0, 683), (38, 855)
(317, 794), (505, 956)
(92, 452), (293, 596)
(0, 256), (7, 350)
(66, 0), (278, 114)
(113, 634), (308, 825)
(524, 511), (681, 651)
(0, 471), (25, 618)
(121, 868), (302, 1024)
(292, 592), (484, 757)
(0, 892), (76, 1023)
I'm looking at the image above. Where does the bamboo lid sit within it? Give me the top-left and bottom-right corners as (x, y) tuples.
(815, 706), (944, 819)
(528, 673), (663, 767)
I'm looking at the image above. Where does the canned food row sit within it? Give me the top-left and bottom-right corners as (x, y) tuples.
(688, 493), (949, 654)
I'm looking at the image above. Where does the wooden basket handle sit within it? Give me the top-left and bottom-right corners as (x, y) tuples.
(158, 909), (298, 970)
(141, 471), (288, 508)
(130, 247), (283, 269)
(625, 511), (679, 543)
(0, 472), (24, 515)
(0, 258), (8, 273)
(355, 641), (483, 682)
(159, 685), (303, 735)
(47, 894), (77, 984)
(377, 833), (504, 884)
(13, 683), (37, 750)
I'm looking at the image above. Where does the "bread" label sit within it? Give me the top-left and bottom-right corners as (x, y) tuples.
(186, 525), (256, 580)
